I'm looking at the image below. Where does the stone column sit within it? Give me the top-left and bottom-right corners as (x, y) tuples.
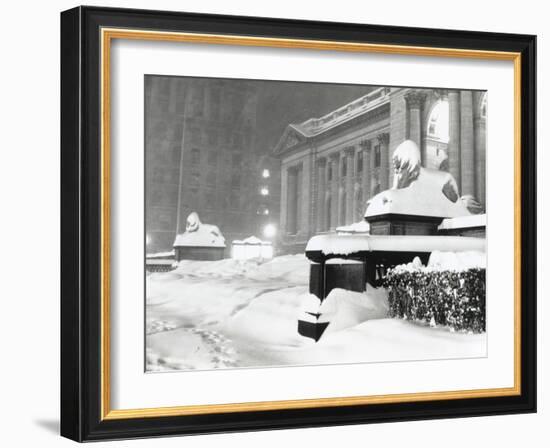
(460, 91), (475, 197)
(329, 153), (340, 230)
(405, 91), (427, 163)
(300, 155), (313, 236)
(360, 139), (371, 205)
(279, 166), (288, 235)
(286, 166), (297, 235)
(316, 157), (327, 232)
(448, 90), (461, 192)
(324, 161), (331, 230)
(295, 165), (303, 234)
(377, 133), (390, 191)
(344, 146), (355, 224)
(353, 150), (362, 222)
(474, 92), (487, 209)
(337, 151), (346, 227)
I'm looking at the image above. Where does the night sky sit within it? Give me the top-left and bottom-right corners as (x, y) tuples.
(252, 80), (375, 155)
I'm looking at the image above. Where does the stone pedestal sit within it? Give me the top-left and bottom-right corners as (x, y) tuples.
(367, 213), (443, 236)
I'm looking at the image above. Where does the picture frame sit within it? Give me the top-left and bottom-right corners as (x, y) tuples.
(60, 5), (536, 442)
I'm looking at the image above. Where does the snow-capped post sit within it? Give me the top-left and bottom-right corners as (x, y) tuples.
(173, 212), (226, 261)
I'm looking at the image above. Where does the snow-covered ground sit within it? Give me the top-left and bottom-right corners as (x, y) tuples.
(146, 254), (486, 372)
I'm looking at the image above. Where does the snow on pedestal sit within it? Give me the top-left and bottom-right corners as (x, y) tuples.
(306, 234), (486, 257)
(173, 212), (226, 261)
(231, 236), (273, 260)
(336, 220), (370, 235)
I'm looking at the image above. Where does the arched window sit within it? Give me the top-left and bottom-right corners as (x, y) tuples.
(426, 99), (450, 170)
(480, 93), (487, 119)
(427, 99), (450, 143)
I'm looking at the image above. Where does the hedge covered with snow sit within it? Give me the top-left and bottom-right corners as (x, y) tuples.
(385, 268), (486, 332)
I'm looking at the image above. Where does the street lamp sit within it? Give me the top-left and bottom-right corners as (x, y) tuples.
(263, 223), (276, 238)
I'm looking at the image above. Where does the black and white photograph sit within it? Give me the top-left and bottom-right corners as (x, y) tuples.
(145, 76), (488, 372)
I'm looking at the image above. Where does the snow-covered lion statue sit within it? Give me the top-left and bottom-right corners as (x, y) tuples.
(365, 140), (482, 218)
(174, 212), (225, 248)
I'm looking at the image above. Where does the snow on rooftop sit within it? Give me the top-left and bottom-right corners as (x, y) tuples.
(291, 88), (391, 137)
(306, 234), (486, 256)
(438, 214), (486, 230)
(232, 236), (272, 245)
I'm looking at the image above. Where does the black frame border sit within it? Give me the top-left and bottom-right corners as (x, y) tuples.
(61, 5), (536, 442)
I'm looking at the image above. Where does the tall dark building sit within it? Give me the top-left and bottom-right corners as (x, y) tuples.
(146, 76), (267, 253)
(145, 76), (372, 254)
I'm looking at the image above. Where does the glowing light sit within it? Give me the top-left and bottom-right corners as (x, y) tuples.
(260, 187), (269, 196)
(146, 234), (151, 245)
(262, 169), (270, 178)
(264, 209), (269, 215)
(263, 224), (277, 238)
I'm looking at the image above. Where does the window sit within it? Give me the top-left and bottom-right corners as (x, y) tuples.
(171, 145), (181, 164)
(357, 151), (363, 173)
(189, 128), (201, 144)
(374, 145), (381, 168)
(208, 150), (217, 166)
(153, 167), (163, 183)
(208, 132), (218, 145)
(190, 172), (200, 185)
(191, 148), (200, 165)
(232, 153), (242, 166)
(192, 87), (204, 117)
(257, 204), (269, 215)
(341, 157), (347, 177)
(427, 99), (450, 143)
(231, 173), (240, 188)
(205, 192), (215, 207)
(210, 88), (221, 120)
(480, 93), (487, 119)
(159, 213), (172, 230)
(206, 171), (216, 186)
(232, 133), (243, 149)
(327, 163), (333, 181)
